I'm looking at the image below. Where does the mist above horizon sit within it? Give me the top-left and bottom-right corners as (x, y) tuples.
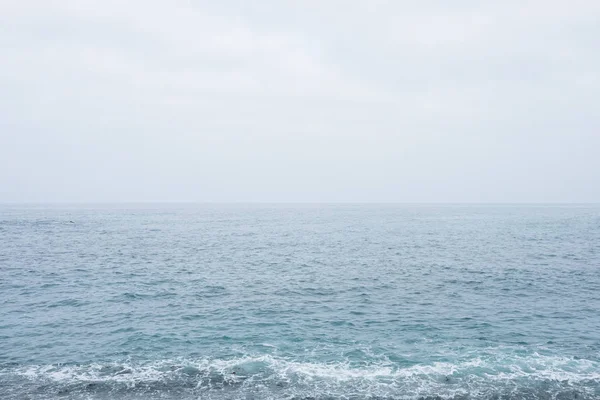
(1, 1), (599, 203)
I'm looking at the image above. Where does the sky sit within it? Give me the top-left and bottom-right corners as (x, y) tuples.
(1, 0), (599, 203)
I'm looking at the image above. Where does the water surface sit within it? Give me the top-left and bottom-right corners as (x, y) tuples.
(1, 204), (599, 399)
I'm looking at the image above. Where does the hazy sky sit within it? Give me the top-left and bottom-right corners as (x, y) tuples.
(1, 0), (599, 203)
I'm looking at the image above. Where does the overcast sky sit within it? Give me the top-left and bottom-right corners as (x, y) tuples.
(1, 0), (598, 203)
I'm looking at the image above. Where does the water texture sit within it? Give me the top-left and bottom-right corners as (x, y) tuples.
(1, 204), (599, 399)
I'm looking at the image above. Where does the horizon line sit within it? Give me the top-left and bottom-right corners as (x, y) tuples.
(1, 201), (599, 206)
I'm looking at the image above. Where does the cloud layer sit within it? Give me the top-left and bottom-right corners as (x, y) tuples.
(1, 0), (599, 202)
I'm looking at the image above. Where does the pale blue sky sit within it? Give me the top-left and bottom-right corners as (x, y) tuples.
(1, 0), (599, 202)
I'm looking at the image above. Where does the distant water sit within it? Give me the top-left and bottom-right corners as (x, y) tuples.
(1, 204), (599, 400)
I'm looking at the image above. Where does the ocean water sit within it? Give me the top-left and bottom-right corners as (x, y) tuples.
(1, 204), (599, 400)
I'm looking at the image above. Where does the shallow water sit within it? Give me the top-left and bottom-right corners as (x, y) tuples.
(1, 204), (599, 399)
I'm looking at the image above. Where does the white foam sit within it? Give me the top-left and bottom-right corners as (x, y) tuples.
(7, 352), (600, 399)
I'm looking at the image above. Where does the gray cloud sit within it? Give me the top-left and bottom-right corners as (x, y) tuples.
(1, 0), (598, 202)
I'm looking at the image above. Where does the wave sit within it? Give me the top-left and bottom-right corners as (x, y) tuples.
(2, 353), (600, 399)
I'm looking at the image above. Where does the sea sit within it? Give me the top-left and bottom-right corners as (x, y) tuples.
(1, 204), (599, 400)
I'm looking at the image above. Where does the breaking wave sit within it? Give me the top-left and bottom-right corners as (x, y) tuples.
(2, 352), (600, 399)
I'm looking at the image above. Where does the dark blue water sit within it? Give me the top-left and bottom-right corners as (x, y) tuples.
(1, 204), (599, 399)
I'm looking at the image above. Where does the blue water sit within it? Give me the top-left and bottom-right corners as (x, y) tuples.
(1, 204), (599, 399)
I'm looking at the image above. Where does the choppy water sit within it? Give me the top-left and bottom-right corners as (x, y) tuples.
(1, 204), (599, 399)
